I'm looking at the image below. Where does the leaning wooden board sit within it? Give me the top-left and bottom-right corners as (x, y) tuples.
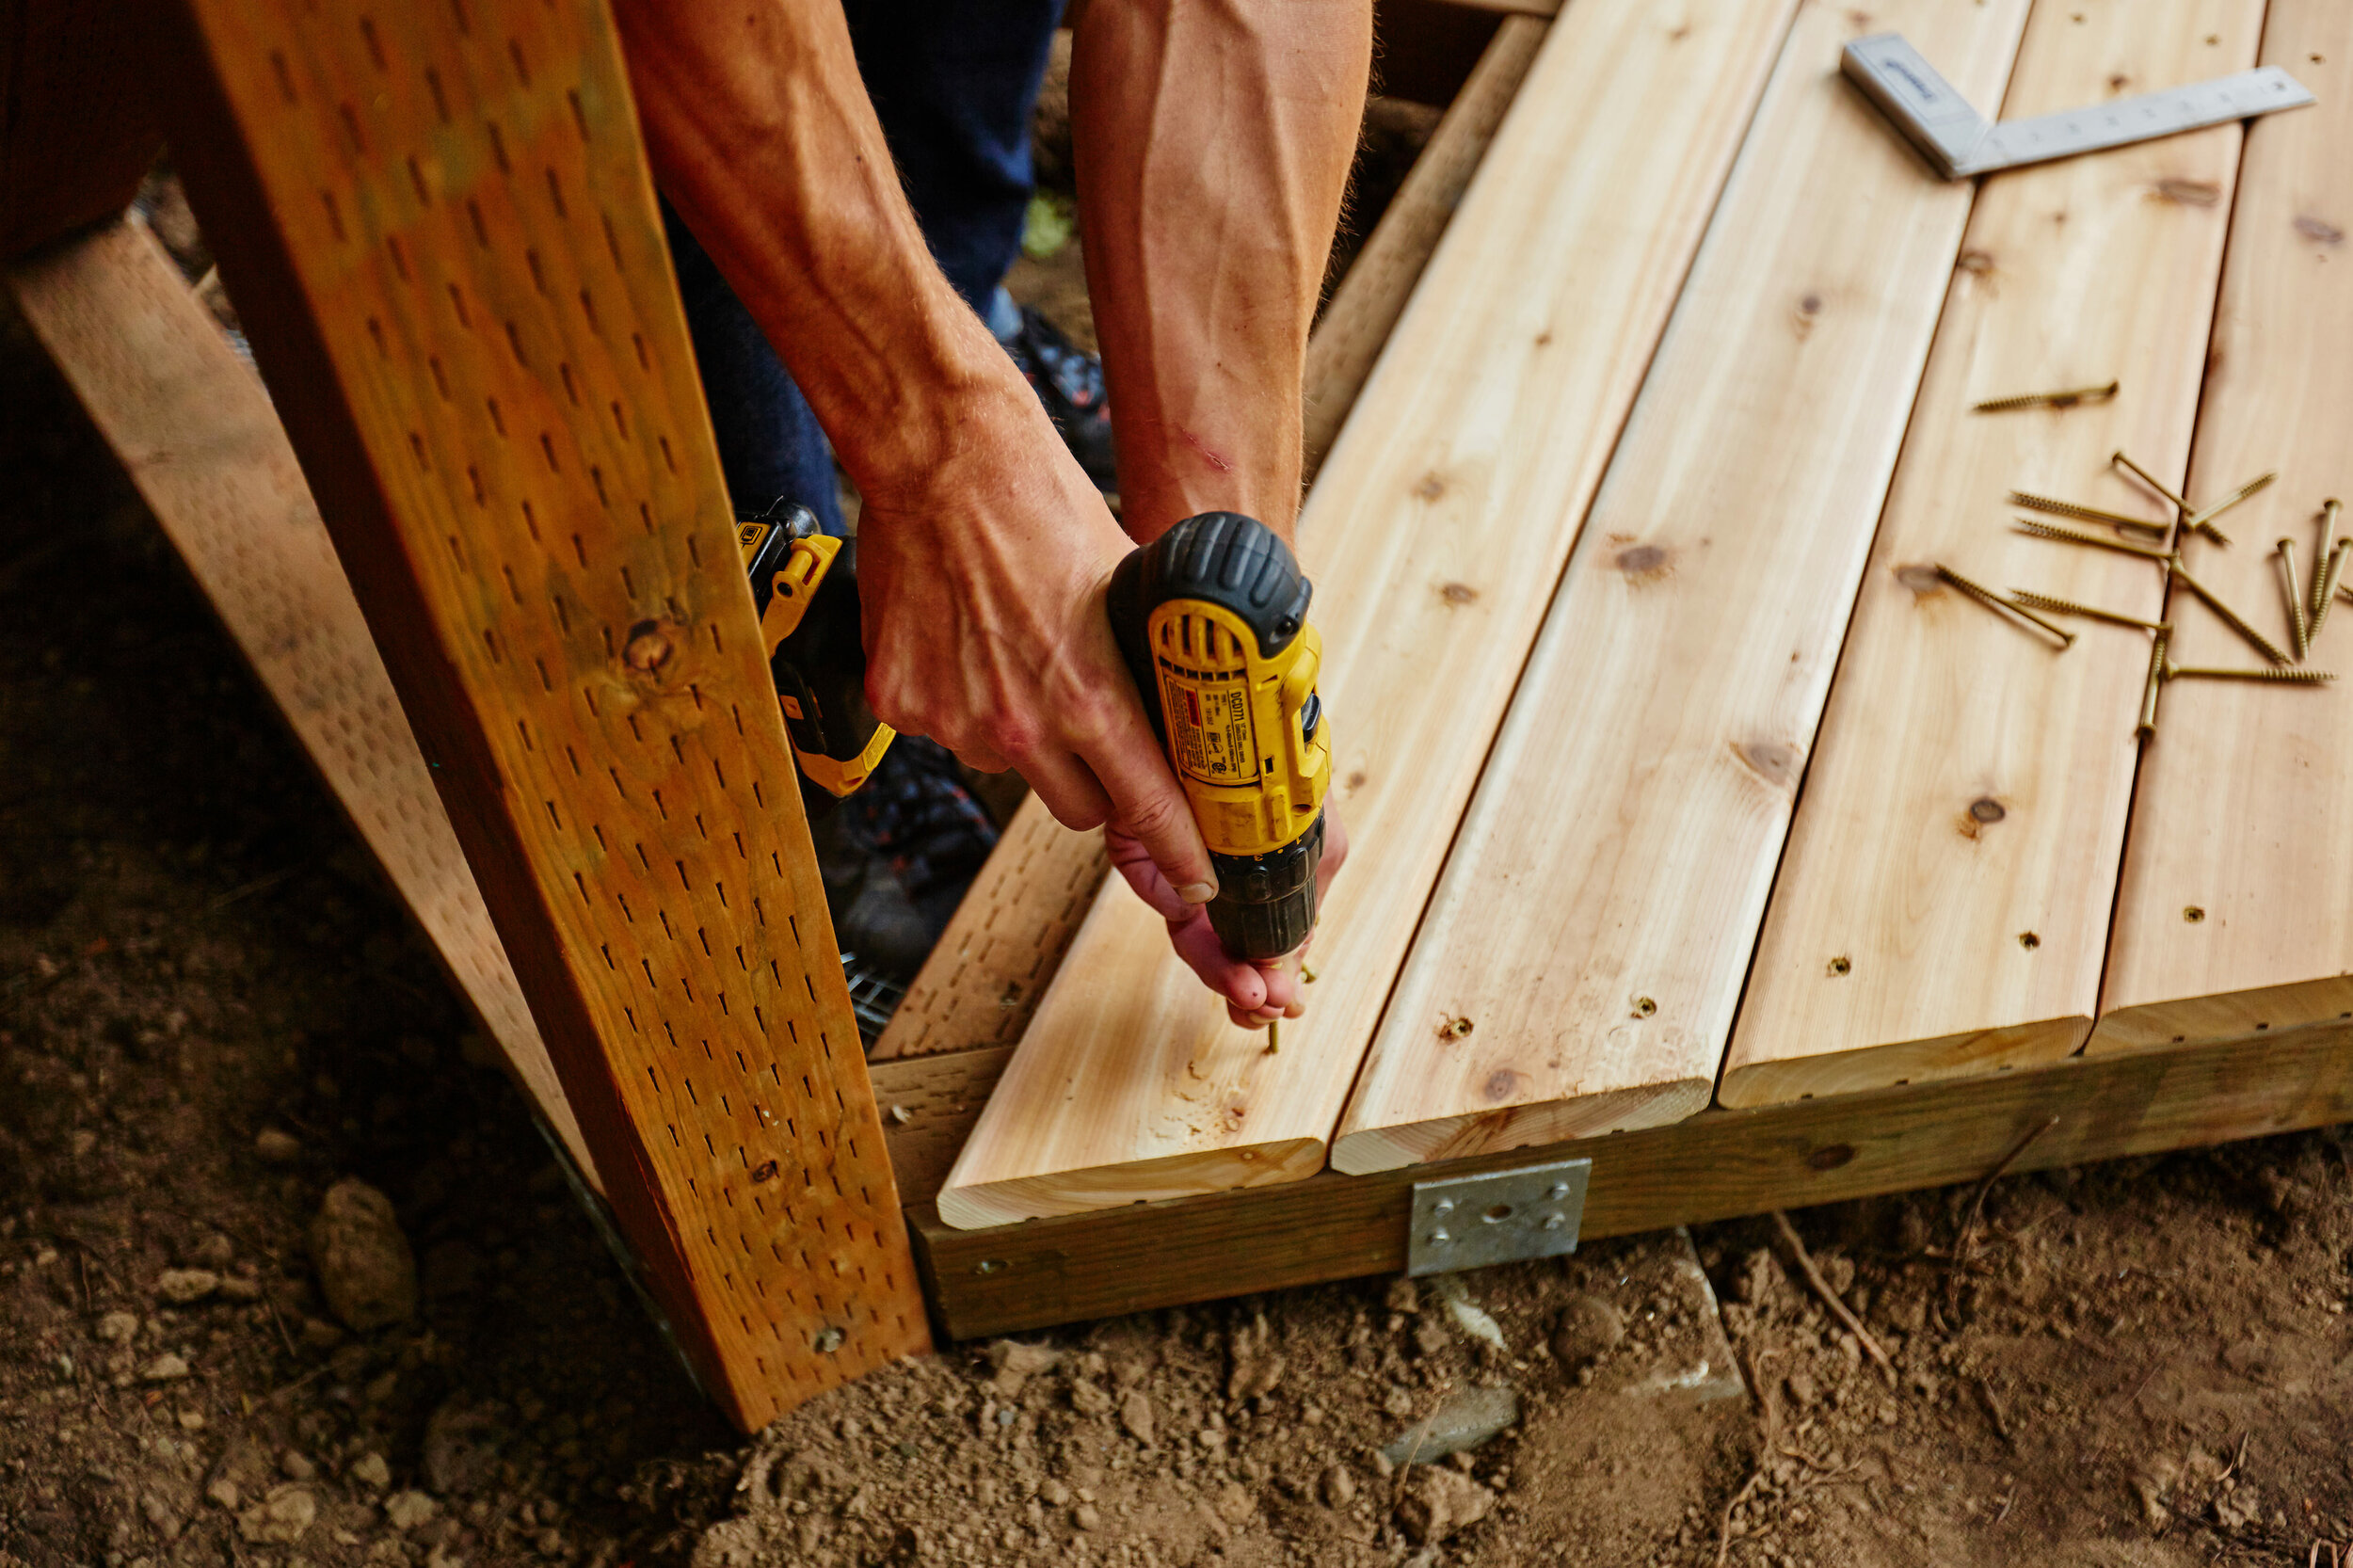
(938, 0), (1802, 1228)
(1722, 0), (2260, 1107)
(1334, 0), (2033, 1173)
(2093, 0), (2353, 1054)
(9, 219), (600, 1190)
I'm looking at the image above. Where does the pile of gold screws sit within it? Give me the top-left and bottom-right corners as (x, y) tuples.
(1945, 380), (2337, 738)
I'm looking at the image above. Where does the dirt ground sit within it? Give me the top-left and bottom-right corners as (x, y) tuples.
(7, 67), (2353, 1568)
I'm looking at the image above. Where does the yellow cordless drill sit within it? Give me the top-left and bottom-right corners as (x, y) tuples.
(1108, 512), (1333, 962)
(737, 500), (894, 797)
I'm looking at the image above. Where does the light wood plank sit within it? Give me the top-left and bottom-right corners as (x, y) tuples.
(1301, 14), (1546, 482)
(870, 796), (1105, 1061)
(883, 24), (1551, 1068)
(937, 0), (1801, 1229)
(9, 219), (600, 1188)
(158, 0), (926, 1427)
(2092, 0), (2353, 1056)
(1331, 0), (2032, 1174)
(1721, 2), (2262, 1108)
(919, 1017), (2353, 1339)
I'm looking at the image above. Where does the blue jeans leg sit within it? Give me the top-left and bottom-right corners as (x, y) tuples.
(843, 0), (1066, 315)
(663, 201), (847, 536)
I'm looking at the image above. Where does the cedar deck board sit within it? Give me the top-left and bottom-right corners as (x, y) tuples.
(940, 0), (1801, 1229)
(159, 0), (926, 1428)
(913, 1021), (2353, 1341)
(2092, 0), (2353, 1056)
(1331, 0), (2033, 1173)
(1721, 0), (2260, 1108)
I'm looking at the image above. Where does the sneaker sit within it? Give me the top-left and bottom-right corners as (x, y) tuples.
(848, 738), (1001, 946)
(1004, 306), (1118, 493)
(804, 739), (1000, 985)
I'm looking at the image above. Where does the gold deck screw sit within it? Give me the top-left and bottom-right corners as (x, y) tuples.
(2005, 589), (2169, 632)
(2112, 449), (2193, 519)
(1934, 564), (2075, 648)
(2313, 499), (2343, 626)
(1266, 1019), (1279, 1054)
(2170, 563), (2292, 666)
(2281, 538), (2312, 661)
(2313, 520), (2350, 642)
(2012, 518), (2176, 563)
(2137, 630), (2168, 741)
(2185, 472), (2276, 541)
(2008, 490), (2169, 536)
(1972, 379), (2119, 413)
(2165, 664), (2335, 683)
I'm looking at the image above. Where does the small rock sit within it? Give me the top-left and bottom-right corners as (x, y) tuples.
(385, 1491), (439, 1531)
(1381, 1384), (1519, 1465)
(1118, 1387), (1156, 1447)
(1384, 1386), (1417, 1417)
(1395, 1465), (1494, 1545)
(1228, 1353), (1286, 1401)
(308, 1179), (417, 1333)
(280, 1450), (316, 1481)
(984, 1340), (1061, 1398)
(157, 1268), (220, 1304)
(1068, 1379), (1113, 1417)
(299, 1316), (344, 1350)
(217, 1274), (264, 1302)
(237, 1485), (317, 1544)
(1732, 1249), (1785, 1307)
(350, 1452), (392, 1490)
(1041, 1480), (1072, 1507)
(207, 1477), (241, 1511)
(254, 1128), (303, 1164)
(95, 1310), (140, 1344)
(423, 1398), (509, 1496)
(1412, 1319), (1450, 1359)
(140, 1352), (191, 1384)
(1785, 1370), (1819, 1409)
(189, 1232), (235, 1269)
(1550, 1295), (1625, 1369)
(1073, 1504), (1102, 1532)
(1320, 1464), (1356, 1508)
(1213, 1483), (1255, 1526)
(178, 1410), (206, 1432)
(1386, 1277), (1420, 1314)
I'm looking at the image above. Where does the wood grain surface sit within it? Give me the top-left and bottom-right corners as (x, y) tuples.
(10, 219), (600, 1187)
(919, 1018), (2353, 1340)
(1300, 14), (1545, 482)
(1331, 0), (2031, 1174)
(870, 795), (1106, 1062)
(158, 0), (925, 1427)
(2093, 0), (2353, 1055)
(937, 0), (1801, 1229)
(1722, 0), (2261, 1108)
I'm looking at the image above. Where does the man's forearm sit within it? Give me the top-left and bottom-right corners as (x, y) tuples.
(612, 0), (1035, 506)
(1070, 0), (1372, 543)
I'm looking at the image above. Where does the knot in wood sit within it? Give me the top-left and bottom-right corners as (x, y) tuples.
(1968, 797), (2006, 824)
(623, 620), (673, 675)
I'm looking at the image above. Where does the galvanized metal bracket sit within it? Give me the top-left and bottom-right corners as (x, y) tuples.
(1405, 1158), (1592, 1277)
